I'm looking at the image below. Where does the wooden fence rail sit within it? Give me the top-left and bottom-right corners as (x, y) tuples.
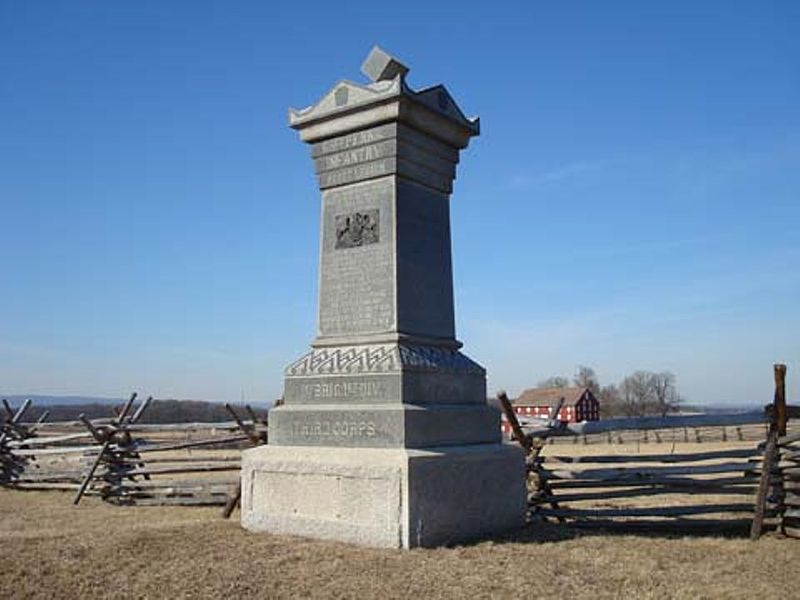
(499, 363), (798, 540)
(1, 395), (266, 514)
(5, 370), (797, 536)
(28, 420), (264, 432)
(519, 411), (767, 438)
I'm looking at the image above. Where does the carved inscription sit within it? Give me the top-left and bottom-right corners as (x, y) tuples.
(335, 210), (379, 249)
(319, 181), (394, 335)
(313, 127), (399, 189)
(319, 159), (392, 189)
(318, 140), (395, 172)
(291, 420), (377, 438)
(301, 381), (384, 399)
(313, 125), (392, 157)
(319, 242), (393, 333)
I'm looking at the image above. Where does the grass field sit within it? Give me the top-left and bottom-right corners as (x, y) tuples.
(2, 423), (796, 598)
(2, 482), (797, 598)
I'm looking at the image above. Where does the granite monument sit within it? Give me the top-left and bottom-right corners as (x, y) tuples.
(241, 47), (525, 548)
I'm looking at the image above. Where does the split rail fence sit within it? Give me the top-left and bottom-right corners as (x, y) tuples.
(1, 395), (265, 514)
(499, 363), (798, 539)
(4, 368), (797, 538)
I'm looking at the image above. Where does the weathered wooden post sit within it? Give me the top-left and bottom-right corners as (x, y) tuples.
(750, 363), (787, 539)
(774, 363), (787, 436)
(497, 391), (532, 454)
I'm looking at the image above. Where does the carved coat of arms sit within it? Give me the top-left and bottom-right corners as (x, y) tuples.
(335, 210), (379, 248)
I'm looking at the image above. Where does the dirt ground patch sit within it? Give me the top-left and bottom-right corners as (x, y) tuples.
(1, 489), (797, 599)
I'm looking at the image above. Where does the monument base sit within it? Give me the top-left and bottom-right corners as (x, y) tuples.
(240, 443), (525, 548)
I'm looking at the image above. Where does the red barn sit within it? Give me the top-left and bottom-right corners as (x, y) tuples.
(499, 387), (600, 438)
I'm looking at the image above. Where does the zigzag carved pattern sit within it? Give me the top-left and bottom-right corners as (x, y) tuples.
(286, 345), (399, 376)
(398, 345), (484, 374)
(286, 344), (484, 376)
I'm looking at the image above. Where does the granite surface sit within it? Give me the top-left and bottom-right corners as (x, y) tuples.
(241, 444), (525, 548)
(242, 48), (524, 547)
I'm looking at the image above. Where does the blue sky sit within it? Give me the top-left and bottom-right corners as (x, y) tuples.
(1, 1), (798, 405)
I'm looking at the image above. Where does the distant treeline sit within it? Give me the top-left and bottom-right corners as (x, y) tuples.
(28, 399), (271, 424)
(537, 366), (683, 418)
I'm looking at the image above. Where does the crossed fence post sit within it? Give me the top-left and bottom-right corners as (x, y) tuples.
(750, 364), (788, 540)
(73, 393), (153, 505)
(1, 399), (48, 484)
(496, 391), (565, 523)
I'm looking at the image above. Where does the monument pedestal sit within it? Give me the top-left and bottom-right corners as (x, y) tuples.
(241, 444), (524, 548)
(242, 47), (525, 548)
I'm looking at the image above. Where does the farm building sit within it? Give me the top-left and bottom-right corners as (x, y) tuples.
(499, 387), (600, 438)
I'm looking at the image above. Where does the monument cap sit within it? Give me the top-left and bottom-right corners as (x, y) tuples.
(361, 45), (409, 82)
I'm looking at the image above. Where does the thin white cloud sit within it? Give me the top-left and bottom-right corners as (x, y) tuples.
(0, 340), (56, 359)
(507, 137), (799, 194)
(166, 346), (243, 362)
(507, 158), (624, 189)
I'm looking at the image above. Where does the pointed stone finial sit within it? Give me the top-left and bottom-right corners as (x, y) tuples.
(360, 45), (409, 83)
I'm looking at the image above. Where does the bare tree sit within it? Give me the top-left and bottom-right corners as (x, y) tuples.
(598, 384), (622, 418)
(619, 371), (654, 417)
(573, 365), (600, 396)
(651, 371), (681, 416)
(537, 376), (569, 389)
(617, 370), (683, 417)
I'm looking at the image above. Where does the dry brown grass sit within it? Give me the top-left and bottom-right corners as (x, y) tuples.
(3, 423), (797, 598)
(2, 485), (798, 600)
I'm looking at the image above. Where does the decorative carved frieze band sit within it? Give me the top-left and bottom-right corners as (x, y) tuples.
(285, 344), (484, 377)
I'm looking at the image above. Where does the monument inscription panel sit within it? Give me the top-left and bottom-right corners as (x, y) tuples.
(311, 123), (395, 158)
(318, 179), (395, 337)
(284, 373), (400, 404)
(317, 140), (396, 173)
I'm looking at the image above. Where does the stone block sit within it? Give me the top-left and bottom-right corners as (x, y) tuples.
(282, 347), (486, 407)
(361, 46), (409, 83)
(267, 403), (501, 448)
(241, 444), (525, 548)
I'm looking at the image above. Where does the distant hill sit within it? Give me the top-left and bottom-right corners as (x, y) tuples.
(2, 396), (272, 424)
(2, 394), (122, 407)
